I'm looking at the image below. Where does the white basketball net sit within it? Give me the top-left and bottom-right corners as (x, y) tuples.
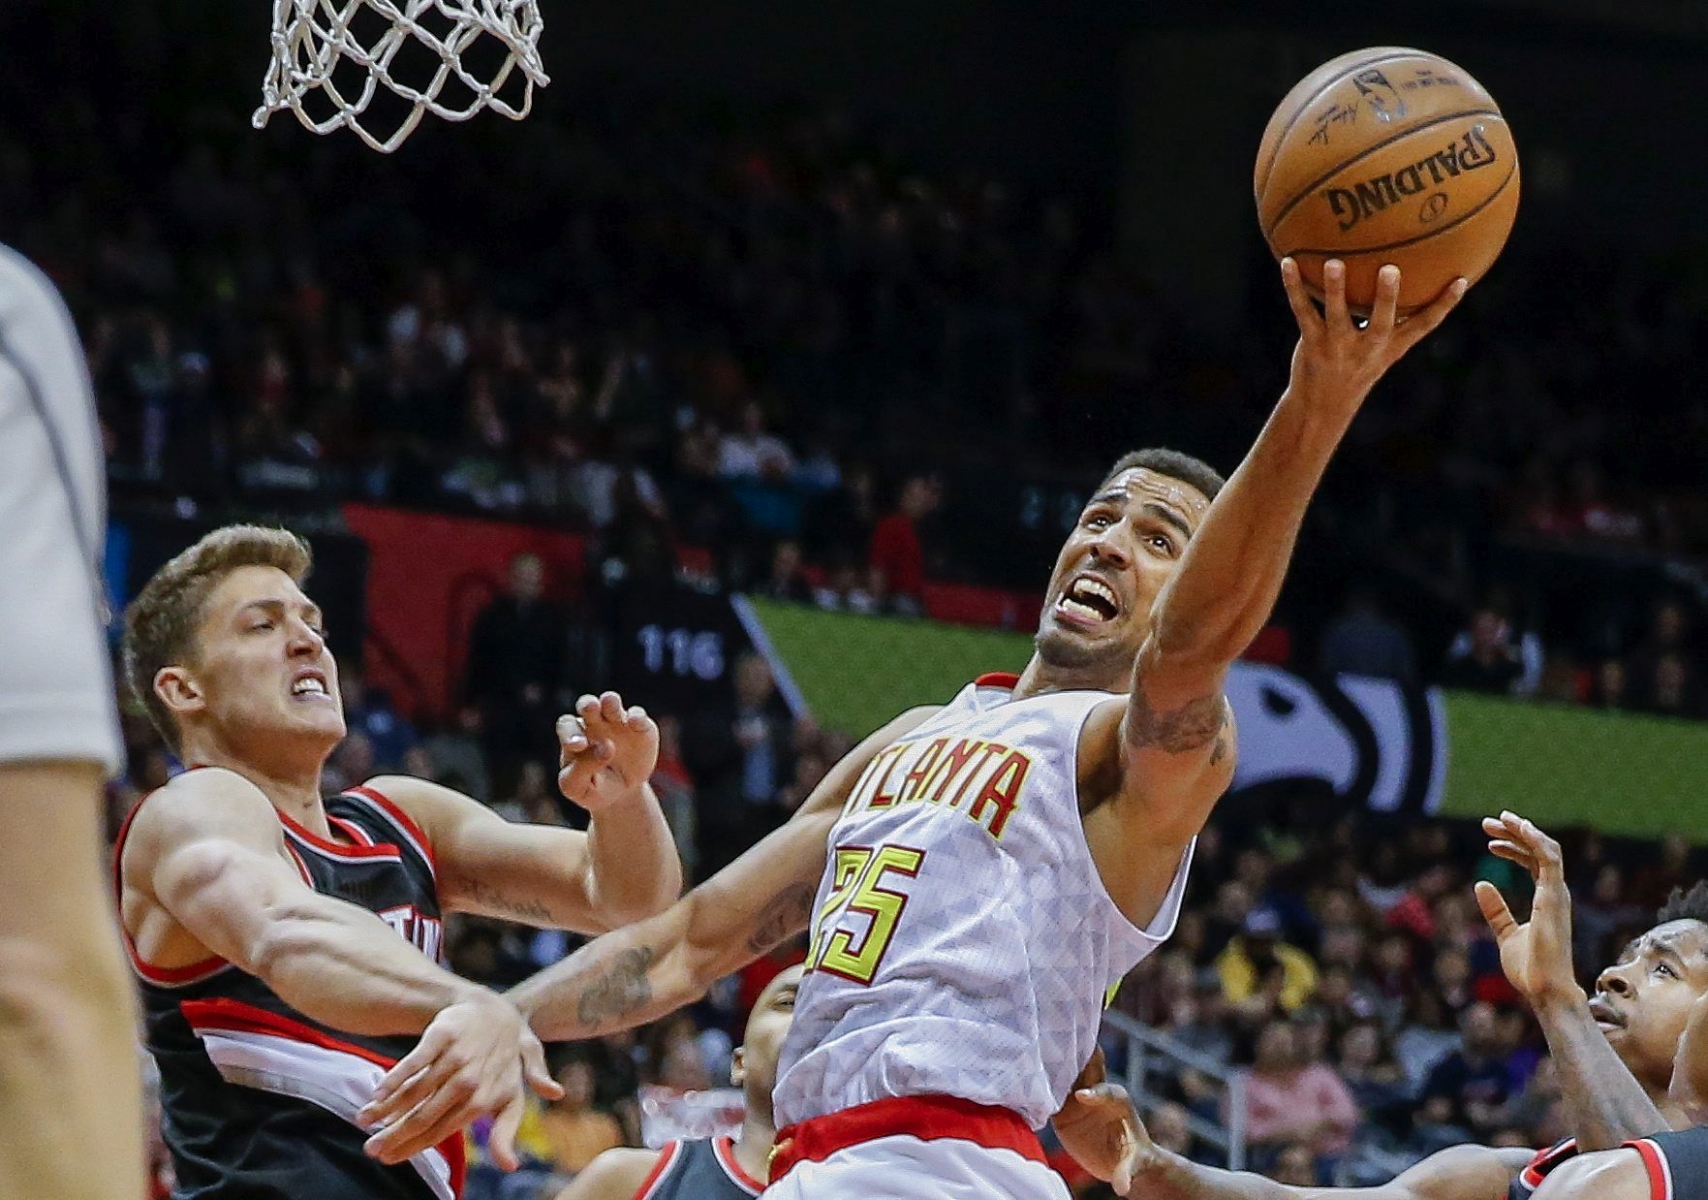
(253, 0), (549, 154)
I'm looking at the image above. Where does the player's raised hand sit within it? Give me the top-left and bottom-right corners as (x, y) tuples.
(1475, 810), (1582, 1008)
(1280, 256), (1467, 421)
(557, 691), (659, 813)
(358, 991), (561, 1170)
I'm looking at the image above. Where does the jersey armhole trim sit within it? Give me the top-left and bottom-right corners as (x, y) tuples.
(347, 784), (438, 877)
(635, 1141), (682, 1199)
(713, 1135), (765, 1194)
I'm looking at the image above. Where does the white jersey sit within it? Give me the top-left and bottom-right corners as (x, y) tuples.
(0, 243), (121, 774)
(774, 674), (1194, 1131)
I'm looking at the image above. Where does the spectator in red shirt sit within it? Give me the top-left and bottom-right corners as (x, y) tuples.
(868, 473), (942, 616)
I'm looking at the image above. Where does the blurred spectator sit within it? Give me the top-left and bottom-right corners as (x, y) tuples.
(538, 1059), (624, 1175)
(1335, 1021), (1412, 1134)
(1318, 588), (1416, 684)
(758, 539), (814, 604)
(1418, 1002), (1513, 1139)
(1629, 833), (1695, 912)
(465, 552), (567, 789)
(1146, 1101), (1205, 1164)
(424, 705), (492, 803)
(1269, 1143), (1320, 1186)
(1442, 603), (1537, 696)
(684, 652), (796, 873)
(338, 660), (417, 771)
(868, 473), (942, 617)
(1235, 1020), (1359, 1158)
(717, 401), (796, 480)
(1217, 907), (1320, 1018)
(651, 715), (699, 879)
(1573, 864), (1643, 974)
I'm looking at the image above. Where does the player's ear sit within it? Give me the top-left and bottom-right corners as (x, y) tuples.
(730, 1047), (746, 1087)
(155, 666), (207, 719)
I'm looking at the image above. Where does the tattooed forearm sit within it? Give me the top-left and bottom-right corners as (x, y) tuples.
(574, 946), (657, 1028)
(1127, 688), (1227, 755)
(746, 882), (818, 953)
(1209, 733), (1229, 766)
(452, 875), (555, 924)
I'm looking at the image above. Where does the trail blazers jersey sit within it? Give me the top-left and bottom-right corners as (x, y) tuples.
(117, 784), (457, 1200)
(774, 674), (1195, 1131)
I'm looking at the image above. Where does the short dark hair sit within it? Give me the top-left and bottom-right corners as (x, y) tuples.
(1101, 448), (1225, 502)
(1657, 881), (1708, 927)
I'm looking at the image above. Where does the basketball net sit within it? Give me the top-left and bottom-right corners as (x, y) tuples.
(253, 0), (549, 154)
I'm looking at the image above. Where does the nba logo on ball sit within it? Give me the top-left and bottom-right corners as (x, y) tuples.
(1255, 47), (1520, 313)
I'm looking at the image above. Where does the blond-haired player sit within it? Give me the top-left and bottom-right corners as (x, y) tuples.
(115, 525), (681, 1198)
(0, 242), (144, 1198)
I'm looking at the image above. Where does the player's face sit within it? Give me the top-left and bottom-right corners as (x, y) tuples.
(178, 565), (346, 754)
(1035, 469), (1210, 677)
(1592, 920), (1708, 1088)
(732, 964), (803, 1101)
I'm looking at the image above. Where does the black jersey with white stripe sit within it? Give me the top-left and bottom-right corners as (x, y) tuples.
(635, 1137), (764, 1200)
(1509, 1138), (1580, 1200)
(118, 784), (456, 1200)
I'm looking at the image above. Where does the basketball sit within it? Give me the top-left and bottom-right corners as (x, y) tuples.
(1255, 47), (1520, 312)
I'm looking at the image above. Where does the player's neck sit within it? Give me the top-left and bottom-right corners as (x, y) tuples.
(732, 1106), (777, 1185)
(183, 741), (331, 837)
(1014, 655), (1125, 699)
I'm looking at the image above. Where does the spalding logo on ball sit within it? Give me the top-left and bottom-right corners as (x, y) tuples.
(1256, 47), (1520, 313)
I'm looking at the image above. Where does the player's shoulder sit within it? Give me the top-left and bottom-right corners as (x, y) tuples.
(129, 767), (278, 842)
(558, 1144), (661, 1198)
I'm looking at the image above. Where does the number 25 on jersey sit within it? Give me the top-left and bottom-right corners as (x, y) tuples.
(804, 845), (926, 985)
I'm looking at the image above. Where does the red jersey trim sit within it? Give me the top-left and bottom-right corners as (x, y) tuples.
(1625, 1139), (1674, 1200)
(769, 1094), (1045, 1182)
(347, 784), (438, 877)
(180, 997), (396, 1069)
(112, 787), (233, 986)
(278, 807), (401, 861)
(973, 672), (1020, 690)
(713, 1136), (764, 1195)
(1522, 1138), (1579, 1188)
(329, 815), (375, 846)
(635, 1141), (682, 1199)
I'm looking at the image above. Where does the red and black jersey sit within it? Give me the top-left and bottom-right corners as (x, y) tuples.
(635, 1136), (764, 1200)
(117, 784), (459, 1200)
(1509, 1138), (1580, 1200)
(1624, 1127), (1708, 1200)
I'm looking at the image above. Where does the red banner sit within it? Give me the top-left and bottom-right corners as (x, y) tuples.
(340, 504), (585, 719)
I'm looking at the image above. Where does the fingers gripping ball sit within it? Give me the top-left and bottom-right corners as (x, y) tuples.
(1256, 47), (1519, 313)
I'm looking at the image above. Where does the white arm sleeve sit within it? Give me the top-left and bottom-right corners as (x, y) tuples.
(0, 244), (122, 774)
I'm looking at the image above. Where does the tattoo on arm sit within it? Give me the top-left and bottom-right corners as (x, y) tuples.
(575, 946), (658, 1027)
(452, 875), (554, 924)
(746, 882), (818, 953)
(1209, 734), (1229, 767)
(1128, 688), (1227, 755)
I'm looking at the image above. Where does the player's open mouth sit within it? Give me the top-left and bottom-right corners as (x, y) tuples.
(1588, 997), (1625, 1030)
(290, 670), (332, 701)
(1055, 574), (1120, 627)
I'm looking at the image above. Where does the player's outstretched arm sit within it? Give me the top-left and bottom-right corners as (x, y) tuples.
(359, 708), (938, 1141)
(1058, 1065), (1522, 1199)
(1115, 260), (1465, 836)
(1477, 811), (1671, 1148)
(367, 692), (682, 934)
(124, 768), (559, 1169)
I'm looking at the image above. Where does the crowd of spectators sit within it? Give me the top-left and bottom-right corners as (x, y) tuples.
(35, 12), (1708, 1192)
(7, 51), (1707, 710)
(106, 577), (1708, 1197)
